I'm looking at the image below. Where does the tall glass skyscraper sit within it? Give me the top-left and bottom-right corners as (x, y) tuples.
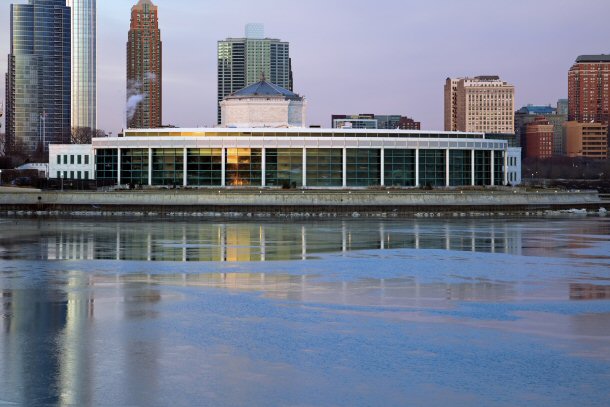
(68, 0), (97, 133)
(217, 24), (292, 124)
(5, 0), (71, 159)
(127, 0), (162, 129)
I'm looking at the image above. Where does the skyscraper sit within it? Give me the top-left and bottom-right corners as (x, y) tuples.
(444, 76), (515, 133)
(568, 55), (610, 125)
(126, 0), (162, 129)
(5, 0), (71, 158)
(68, 0), (97, 134)
(217, 24), (292, 124)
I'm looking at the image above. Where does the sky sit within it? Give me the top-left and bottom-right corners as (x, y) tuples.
(1, 0), (610, 135)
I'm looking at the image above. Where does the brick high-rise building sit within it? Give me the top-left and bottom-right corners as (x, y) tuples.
(565, 122), (608, 159)
(524, 117), (553, 159)
(568, 55), (610, 125)
(126, 0), (162, 129)
(444, 76), (515, 133)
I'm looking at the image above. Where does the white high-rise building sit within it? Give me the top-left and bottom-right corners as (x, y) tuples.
(69, 0), (97, 133)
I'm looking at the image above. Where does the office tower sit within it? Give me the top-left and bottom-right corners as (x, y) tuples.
(565, 122), (608, 159)
(444, 76), (515, 133)
(568, 55), (610, 124)
(126, 0), (162, 128)
(556, 99), (568, 116)
(5, 0), (71, 158)
(332, 114), (421, 130)
(68, 0), (97, 134)
(217, 24), (292, 124)
(524, 117), (553, 159)
(514, 103), (567, 155)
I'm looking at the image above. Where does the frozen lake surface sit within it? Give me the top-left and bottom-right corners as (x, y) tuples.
(1, 217), (609, 406)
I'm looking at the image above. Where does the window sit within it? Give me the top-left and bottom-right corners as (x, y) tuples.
(265, 149), (302, 188)
(187, 149), (222, 186)
(77, 171), (81, 179)
(85, 155), (89, 165)
(56, 171), (60, 179)
(306, 149), (342, 187)
(70, 155), (74, 165)
(85, 171), (89, 180)
(384, 149), (415, 187)
(77, 155), (82, 165)
(64, 155), (68, 165)
(226, 148), (262, 186)
(346, 149), (380, 187)
(70, 171), (74, 179)
(122, 149), (150, 185)
(57, 156), (61, 165)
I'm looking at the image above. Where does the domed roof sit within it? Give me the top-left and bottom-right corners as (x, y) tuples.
(227, 80), (302, 101)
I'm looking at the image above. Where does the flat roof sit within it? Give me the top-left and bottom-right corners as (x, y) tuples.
(576, 54), (610, 63)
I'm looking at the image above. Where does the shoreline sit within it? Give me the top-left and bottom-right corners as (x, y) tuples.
(0, 188), (606, 218)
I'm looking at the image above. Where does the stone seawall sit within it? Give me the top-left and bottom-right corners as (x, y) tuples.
(0, 189), (603, 217)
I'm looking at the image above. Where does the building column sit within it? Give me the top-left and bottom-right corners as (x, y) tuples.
(503, 150), (509, 186)
(380, 148), (385, 187)
(342, 148), (347, 188)
(221, 148), (226, 187)
(302, 148), (307, 188)
(490, 150), (495, 186)
(261, 147), (266, 187)
(445, 149), (450, 187)
(415, 148), (420, 187)
(148, 148), (152, 186)
(183, 148), (187, 187)
(117, 148), (121, 186)
(471, 149), (475, 186)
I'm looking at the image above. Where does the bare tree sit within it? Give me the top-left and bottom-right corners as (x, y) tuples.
(71, 127), (108, 144)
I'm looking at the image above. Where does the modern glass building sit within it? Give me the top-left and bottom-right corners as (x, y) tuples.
(68, 0), (97, 133)
(5, 0), (71, 158)
(84, 128), (516, 188)
(218, 25), (292, 124)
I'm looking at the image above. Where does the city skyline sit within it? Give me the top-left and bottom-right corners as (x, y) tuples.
(1, 0), (609, 136)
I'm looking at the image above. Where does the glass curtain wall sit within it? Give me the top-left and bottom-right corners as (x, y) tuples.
(449, 150), (472, 186)
(346, 149), (380, 187)
(226, 148), (262, 186)
(419, 149), (446, 187)
(121, 149), (149, 185)
(475, 150), (491, 186)
(266, 148), (303, 188)
(95, 149), (118, 181)
(152, 149), (184, 186)
(384, 149), (415, 187)
(306, 149), (343, 187)
(494, 151), (505, 186)
(187, 148), (222, 186)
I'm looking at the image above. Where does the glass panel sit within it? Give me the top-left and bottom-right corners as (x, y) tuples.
(346, 149), (380, 187)
(121, 149), (149, 186)
(384, 149), (415, 187)
(306, 149), (343, 187)
(95, 149), (118, 181)
(475, 150), (491, 186)
(449, 150), (472, 186)
(226, 148), (262, 186)
(266, 148), (303, 188)
(152, 149), (184, 186)
(187, 148), (222, 186)
(419, 149), (446, 187)
(494, 151), (505, 186)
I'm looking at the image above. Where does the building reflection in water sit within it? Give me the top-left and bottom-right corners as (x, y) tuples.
(39, 219), (525, 262)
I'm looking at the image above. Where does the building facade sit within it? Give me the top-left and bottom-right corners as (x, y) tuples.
(332, 114), (421, 130)
(524, 117), (554, 159)
(126, 0), (162, 129)
(49, 144), (95, 180)
(5, 0), (71, 158)
(218, 25), (292, 124)
(564, 122), (608, 159)
(514, 103), (567, 156)
(47, 128), (520, 188)
(568, 55), (610, 124)
(220, 80), (306, 128)
(444, 76), (515, 134)
(68, 0), (97, 133)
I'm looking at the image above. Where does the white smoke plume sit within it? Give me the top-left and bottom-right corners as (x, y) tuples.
(126, 79), (144, 123)
(145, 72), (157, 81)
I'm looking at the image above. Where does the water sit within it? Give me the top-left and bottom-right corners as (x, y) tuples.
(0, 217), (609, 406)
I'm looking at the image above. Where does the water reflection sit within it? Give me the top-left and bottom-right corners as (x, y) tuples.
(0, 219), (541, 262)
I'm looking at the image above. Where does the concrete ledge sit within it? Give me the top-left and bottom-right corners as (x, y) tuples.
(0, 189), (602, 216)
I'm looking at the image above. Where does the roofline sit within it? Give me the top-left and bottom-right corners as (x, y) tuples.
(123, 127), (485, 136)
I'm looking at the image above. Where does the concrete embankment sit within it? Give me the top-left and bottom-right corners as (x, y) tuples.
(0, 188), (604, 217)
